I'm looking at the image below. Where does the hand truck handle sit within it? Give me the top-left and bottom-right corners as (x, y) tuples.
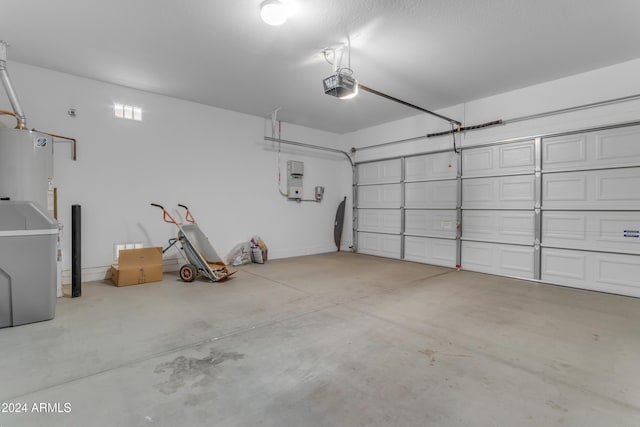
(178, 203), (196, 224)
(150, 203), (178, 225)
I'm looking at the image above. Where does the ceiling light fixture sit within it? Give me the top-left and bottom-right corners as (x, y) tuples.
(260, 0), (288, 26)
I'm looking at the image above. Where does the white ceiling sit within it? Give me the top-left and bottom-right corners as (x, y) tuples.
(2, 0), (640, 133)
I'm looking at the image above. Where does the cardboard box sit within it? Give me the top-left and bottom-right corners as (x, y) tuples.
(110, 247), (163, 287)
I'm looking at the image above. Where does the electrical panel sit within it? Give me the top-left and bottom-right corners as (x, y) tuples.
(287, 160), (304, 199)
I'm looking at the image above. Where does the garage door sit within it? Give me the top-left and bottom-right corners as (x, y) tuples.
(540, 126), (640, 297)
(355, 123), (640, 298)
(460, 140), (537, 279)
(356, 159), (402, 258)
(403, 152), (457, 267)
(355, 152), (458, 267)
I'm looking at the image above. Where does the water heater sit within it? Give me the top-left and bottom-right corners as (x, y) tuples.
(0, 128), (54, 217)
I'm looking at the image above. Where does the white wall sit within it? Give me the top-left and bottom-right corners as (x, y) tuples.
(0, 62), (353, 281)
(346, 58), (640, 159)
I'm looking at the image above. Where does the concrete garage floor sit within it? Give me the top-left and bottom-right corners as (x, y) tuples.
(1, 253), (640, 427)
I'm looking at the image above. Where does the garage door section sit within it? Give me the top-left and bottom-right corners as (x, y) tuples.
(356, 159), (402, 258)
(355, 152), (458, 267)
(403, 152), (458, 267)
(355, 124), (640, 298)
(461, 140), (537, 279)
(541, 126), (640, 297)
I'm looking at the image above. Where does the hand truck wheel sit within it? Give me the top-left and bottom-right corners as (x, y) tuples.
(179, 264), (197, 282)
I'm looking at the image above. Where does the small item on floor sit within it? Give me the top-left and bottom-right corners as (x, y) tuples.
(226, 241), (252, 266)
(250, 236), (268, 264)
(110, 247), (163, 287)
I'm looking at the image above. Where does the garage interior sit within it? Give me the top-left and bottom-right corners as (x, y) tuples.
(2, 1), (640, 426)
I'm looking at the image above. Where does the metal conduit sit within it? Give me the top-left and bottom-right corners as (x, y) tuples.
(502, 93), (640, 125)
(0, 41), (27, 129)
(264, 136), (354, 166)
(353, 119), (640, 165)
(264, 135), (357, 252)
(354, 92), (640, 153)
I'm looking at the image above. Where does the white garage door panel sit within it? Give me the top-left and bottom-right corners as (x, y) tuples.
(357, 159), (402, 185)
(357, 232), (401, 258)
(405, 180), (457, 209)
(543, 168), (640, 209)
(405, 153), (457, 181)
(463, 210), (534, 245)
(462, 140), (535, 178)
(404, 236), (456, 267)
(405, 210), (457, 238)
(543, 126), (640, 171)
(542, 211), (640, 254)
(462, 175), (536, 209)
(462, 241), (534, 279)
(357, 184), (402, 208)
(357, 209), (401, 234)
(542, 248), (640, 297)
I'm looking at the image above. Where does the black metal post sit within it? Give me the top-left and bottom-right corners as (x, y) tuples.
(71, 204), (81, 298)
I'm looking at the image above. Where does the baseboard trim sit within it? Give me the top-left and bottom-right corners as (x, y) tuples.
(61, 258), (180, 285)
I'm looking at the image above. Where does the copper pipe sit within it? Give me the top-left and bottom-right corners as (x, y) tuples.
(32, 129), (77, 161)
(0, 109), (24, 129)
